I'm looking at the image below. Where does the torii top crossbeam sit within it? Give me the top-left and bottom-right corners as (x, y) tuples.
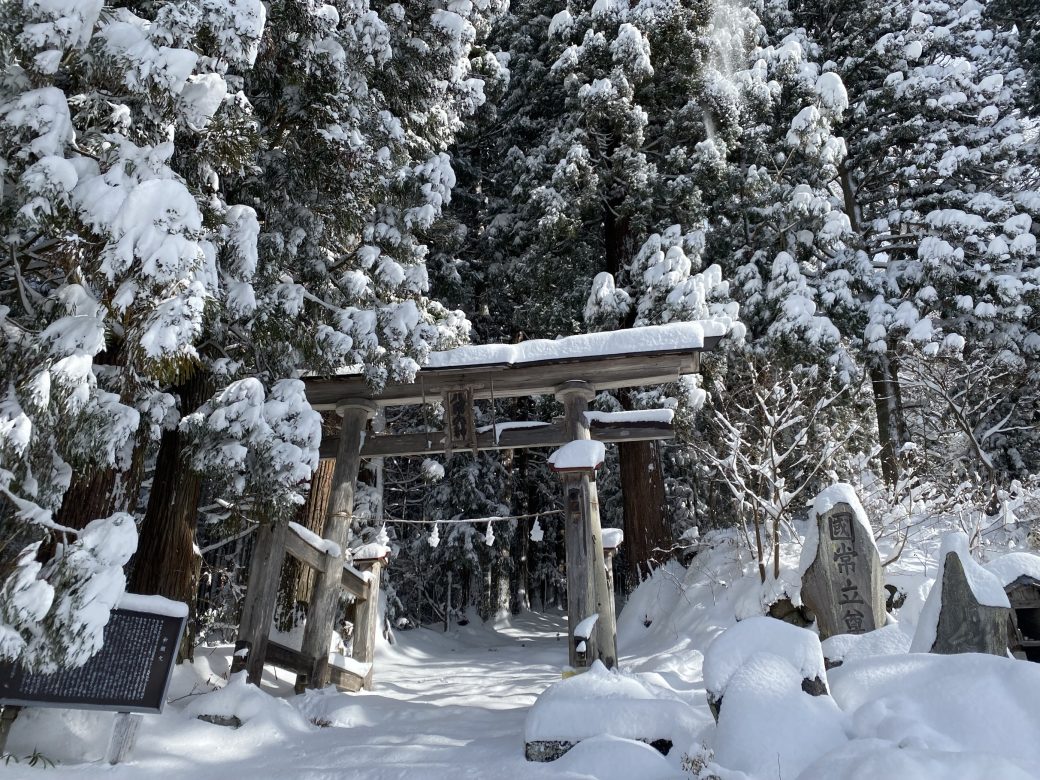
(303, 321), (727, 411)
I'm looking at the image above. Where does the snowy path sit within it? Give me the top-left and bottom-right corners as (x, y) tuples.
(7, 611), (668, 779)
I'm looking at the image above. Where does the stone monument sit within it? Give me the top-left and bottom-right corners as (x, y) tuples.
(800, 487), (885, 640)
(912, 532), (1012, 656)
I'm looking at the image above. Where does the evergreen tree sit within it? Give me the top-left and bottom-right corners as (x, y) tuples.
(0, 0), (265, 669)
(785, 0), (1040, 486)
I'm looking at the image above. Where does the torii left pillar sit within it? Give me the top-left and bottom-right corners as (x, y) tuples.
(556, 381), (617, 670)
(297, 398), (377, 690)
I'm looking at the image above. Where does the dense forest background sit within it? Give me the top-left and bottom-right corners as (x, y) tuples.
(1, 0), (1037, 667)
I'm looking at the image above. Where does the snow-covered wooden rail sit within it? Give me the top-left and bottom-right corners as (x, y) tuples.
(234, 322), (725, 690)
(232, 507), (387, 693)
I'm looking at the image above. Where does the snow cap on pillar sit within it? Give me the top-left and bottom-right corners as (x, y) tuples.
(335, 397), (378, 416)
(549, 440), (606, 473)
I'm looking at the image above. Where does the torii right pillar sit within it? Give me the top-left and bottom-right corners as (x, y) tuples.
(555, 381), (617, 671)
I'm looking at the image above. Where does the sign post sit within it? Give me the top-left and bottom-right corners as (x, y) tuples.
(0, 598), (187, 764)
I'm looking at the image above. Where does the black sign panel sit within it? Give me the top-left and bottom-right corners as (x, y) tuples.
(0, 607), (186, 714)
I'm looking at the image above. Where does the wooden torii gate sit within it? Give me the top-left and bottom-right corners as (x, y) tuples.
(233, 322), (724, 690)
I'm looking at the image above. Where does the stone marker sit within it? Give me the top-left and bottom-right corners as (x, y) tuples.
(525, 737), (672, 762)
(929, 550), (1011, 656)
(800, 498), (885, 641)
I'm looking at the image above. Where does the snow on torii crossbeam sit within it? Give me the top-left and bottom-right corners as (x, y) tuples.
(235, 322), (726, 692)
(310, 321), (725, 459)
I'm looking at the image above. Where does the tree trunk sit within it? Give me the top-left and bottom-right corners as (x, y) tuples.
(870, 353), (908, 486)
(129, 374), (209, 661)
(275, 457), (336, 629)
(603, 206), (631, 279)
(55, 469), (119, 531)
(619, 440), (671, 585)
(513, 446), (532, 615)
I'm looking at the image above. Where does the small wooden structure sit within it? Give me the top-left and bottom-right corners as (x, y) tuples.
(232, 494), (388, 691)
(234, 322), (724, 688)
(1006, 575), (1040, 662)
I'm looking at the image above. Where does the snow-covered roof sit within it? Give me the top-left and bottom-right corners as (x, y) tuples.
(985, 552), (1040, 588)
(425, 321), (728, 370)
(584, 409), (674, 425)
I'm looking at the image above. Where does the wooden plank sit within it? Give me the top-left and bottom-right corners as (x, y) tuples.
(318, 420), (674, 459)
(444, 389), (477, 455)
(232, 519), (289, 685)
(328, 663), (365, 693)
(302, 343), (717, 409)
(265, 641), (314, 675)
(297, 400), (375, 691)
(341, 564), (370, 600)
(352, 559), (383, 689)
(284, 527), (332, 574)
(557, 383), (598, 670)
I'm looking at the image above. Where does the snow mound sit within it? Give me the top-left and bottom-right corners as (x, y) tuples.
(703, 616), (826, 700)
(799, 737), (1034, 780)
(985, 551), (1040, 588)
(828, 652), (1040, 772)
(183, 672), (311, 732)
(616, 560), (687, 647)
(710, 652), (847, 780)
(524, 661), (704, 747)
(821, 622), (912, 665)
(910, 531), (1010, 652)
(550, 734), (681, 780)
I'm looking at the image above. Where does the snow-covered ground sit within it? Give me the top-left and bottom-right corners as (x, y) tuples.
(8, 525), (1040, 779)
(4, 610), (700, 779)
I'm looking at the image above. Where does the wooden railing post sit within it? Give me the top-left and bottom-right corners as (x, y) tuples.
(232, 519), (289, 684)
(555, 381), (617, 670)
(297, 398), (376, 690)
(352, 558), (384, 689)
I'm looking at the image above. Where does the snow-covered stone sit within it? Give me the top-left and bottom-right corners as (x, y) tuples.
(799, 484), (885, 639)
(910, 531), (1011, 655)
(703, 615), (828, 718)
(524, 661), (704, 761)
(710, 652), (847, 779)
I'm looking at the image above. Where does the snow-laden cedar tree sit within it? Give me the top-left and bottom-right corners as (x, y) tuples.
(0, 0), (264, 669)
(786, 0), (1040, 486)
